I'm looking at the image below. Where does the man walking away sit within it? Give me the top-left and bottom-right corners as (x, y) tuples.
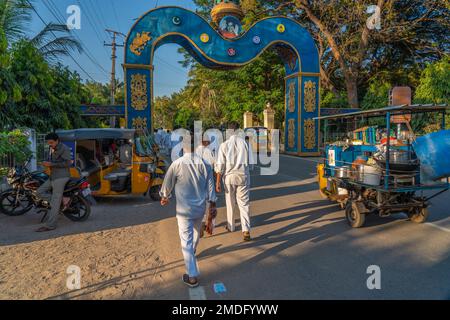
(215, 122), (252, 242)
(36, 133), (72, 232)
(160, 137), (217, 288)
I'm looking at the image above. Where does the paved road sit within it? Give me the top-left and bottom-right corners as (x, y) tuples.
(146, 154), (450, 300)
(1, 155), (449, 299)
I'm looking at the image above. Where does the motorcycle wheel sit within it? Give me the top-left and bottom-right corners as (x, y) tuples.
(63, 195), (91, 222)
(0, 190), (33, 216)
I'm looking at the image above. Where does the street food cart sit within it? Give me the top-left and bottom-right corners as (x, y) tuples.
(56, 129), (165, 200)
(316, 104), (450, 228)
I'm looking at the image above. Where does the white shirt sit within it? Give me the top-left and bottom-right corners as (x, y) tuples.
(160, 153), (217, 219)
(195, 145), (216, 168)
(215, 134), (252, 186)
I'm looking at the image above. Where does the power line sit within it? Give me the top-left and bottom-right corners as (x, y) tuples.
(110, 0), (122, 33)
(27, 0), (96, 82)
(43, 0), (109, 76)
(87, 0), (109, 32)
(154, 56), (189, 77)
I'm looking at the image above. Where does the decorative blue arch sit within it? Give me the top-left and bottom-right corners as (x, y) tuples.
(124, 6), (320, 156)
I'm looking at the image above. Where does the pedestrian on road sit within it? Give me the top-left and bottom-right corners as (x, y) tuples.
(36, 133), (72, 232)
(215, 122), (253, 242)
(160, 136), (217, 288)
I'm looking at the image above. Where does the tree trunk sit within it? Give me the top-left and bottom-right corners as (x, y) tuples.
(345, 74), (359, 109)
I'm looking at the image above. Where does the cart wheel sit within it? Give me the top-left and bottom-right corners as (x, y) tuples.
(345, 201), (366, 228)
(408, 207), (429, 224)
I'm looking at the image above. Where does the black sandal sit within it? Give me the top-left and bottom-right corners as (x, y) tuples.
(182, 274), (199, 288)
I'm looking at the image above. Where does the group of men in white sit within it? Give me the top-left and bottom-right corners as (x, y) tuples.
(158, 122), (253, 288)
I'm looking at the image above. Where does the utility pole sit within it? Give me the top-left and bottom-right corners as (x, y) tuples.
(104, 29), (125, 127)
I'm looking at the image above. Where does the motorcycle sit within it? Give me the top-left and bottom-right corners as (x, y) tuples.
(0, 162), (94, 222)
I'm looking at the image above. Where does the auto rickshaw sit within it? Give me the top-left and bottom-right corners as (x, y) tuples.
(54, 129), (165, 200)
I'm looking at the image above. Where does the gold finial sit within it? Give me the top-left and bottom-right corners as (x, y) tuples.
(211, 0), (243, 24)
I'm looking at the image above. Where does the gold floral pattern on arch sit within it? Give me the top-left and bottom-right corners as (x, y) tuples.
(304, 119), (316, 150)
(131, 74), (148, 111)
(304, 81), (317, 113)
(288, 119), (295, 149)
(132, 116), (148, 129)
(288, 81), (296, 113)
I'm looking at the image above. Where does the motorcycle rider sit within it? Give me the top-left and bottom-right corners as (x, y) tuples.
(36, 133), (72, 232)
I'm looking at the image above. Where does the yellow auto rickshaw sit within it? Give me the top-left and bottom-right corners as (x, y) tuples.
(55, 129), (165, 200)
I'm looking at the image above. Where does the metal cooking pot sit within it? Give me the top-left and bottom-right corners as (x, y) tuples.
(335, 166), (351, 178)
(388, 150), (411, 163)
(376, 149), (412, 164)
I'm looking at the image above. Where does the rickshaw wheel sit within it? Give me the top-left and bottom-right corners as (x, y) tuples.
(149, 185), (162, 201)
(408, 207), (429, 224)
(345, 201), (366, 228)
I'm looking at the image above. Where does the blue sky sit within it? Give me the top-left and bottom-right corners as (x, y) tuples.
(28, 0), (198, 98)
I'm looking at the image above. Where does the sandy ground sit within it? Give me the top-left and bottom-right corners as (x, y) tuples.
(0, 196), (168, 300)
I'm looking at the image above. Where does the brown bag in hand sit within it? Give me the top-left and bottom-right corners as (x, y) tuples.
(205, 204), (217, 236)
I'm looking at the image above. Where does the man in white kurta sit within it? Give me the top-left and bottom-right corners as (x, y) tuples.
(215, 124), (253, 241)
(160, 143), (217, 287)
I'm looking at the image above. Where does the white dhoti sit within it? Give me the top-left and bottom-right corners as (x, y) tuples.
(176, 216), (203, 278)
(224, 183), (250, 232)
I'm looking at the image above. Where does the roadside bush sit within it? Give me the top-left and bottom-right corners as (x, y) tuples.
(0, 129), (31, 176)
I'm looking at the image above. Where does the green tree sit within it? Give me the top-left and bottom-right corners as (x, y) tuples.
(415, 57), (450, 105)
(9, 40), (55, 131)
(198, 0), (449, 109)
(0, 0), (82, 61)
(414, 57), (450, 131)
(0, 29), (22, 128)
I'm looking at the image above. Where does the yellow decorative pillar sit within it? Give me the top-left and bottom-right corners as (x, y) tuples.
(263, 103), (275, 130)
(244, 111), (254, 129)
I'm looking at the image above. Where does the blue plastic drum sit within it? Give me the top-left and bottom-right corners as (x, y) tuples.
(413, 130), (450, 181)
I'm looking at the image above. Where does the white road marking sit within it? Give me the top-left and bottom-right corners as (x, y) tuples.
(189, 286), (207, 300)
(425, 222), (450, 233)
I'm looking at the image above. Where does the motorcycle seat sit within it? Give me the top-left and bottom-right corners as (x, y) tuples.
(65, 178), (85, 189)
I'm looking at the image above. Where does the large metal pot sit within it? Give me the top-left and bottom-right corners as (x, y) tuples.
(375, 150), (419, 173)
(335, 166), (351, 178)
(388, 150), (411, 163)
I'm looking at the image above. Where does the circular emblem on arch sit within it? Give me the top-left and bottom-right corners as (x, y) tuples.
(200, 33), (210, 43)
(219, 16), (242, 39)
(172, 16), (181, 26)
(227, 48), (236, 56)
(277, 24), (286, 33)
(252, 36), (261, 44)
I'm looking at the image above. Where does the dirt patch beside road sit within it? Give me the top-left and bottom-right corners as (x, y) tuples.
(0, 196), (170, 300)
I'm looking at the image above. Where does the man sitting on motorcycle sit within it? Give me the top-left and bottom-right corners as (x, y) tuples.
(36, 133), (72, 232)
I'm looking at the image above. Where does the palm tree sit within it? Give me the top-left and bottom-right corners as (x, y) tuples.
(0, 0), (82, 61)
(30, 22), (82, 62)
(0, 0), (31, 42)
